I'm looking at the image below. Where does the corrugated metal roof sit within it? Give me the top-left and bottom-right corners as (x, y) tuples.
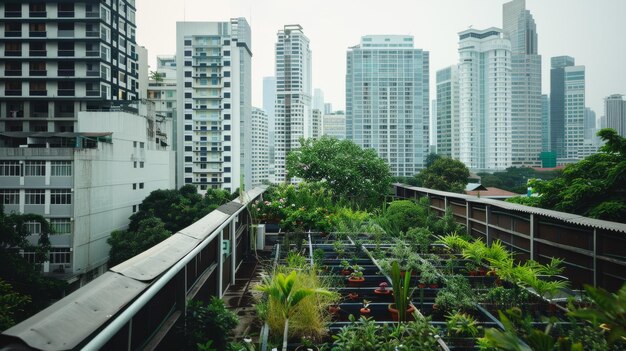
(3, 272), (147, 351)
(178, 210), (230, 240)
(217, 202), (243, 215)
(232, 186), (268, 205)
(395, 184), (626, 233)
(110, 234), (200, 281)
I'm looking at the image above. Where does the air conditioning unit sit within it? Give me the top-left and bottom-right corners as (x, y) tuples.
(251, 224), (266, 251)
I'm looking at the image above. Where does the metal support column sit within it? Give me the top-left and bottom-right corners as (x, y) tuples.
(530, 214), (535, 261)
(218, 230), (223, 297)
(593, 228), (597, 287)
(231, 219), (237, 284)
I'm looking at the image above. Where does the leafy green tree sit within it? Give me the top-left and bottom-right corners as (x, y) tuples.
(286, 136), (392, 207)
(529, 129), (626, 222)
(478, 167), (560, 194)
(416, 157), (470, 193)
(0, 279), (31, 330)
(108, 217), (171, 266)
(425, 153), (443, 168)
(181, 297), (238, 351)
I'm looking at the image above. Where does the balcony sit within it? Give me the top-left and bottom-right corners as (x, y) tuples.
(86, 50), (99, 57)
(5, 50), (21, 57)
(5, 31), (21, 37)
(86, 31), (99, 38)
(57, 69), (75, 77)
(57, 11), (74, 18)
(86, 90), (102, 97)
(30, 90), (47, 96)
(57, 89), (75, 97)
(58, 50), (74, 57)
(29, 70), (47, 77)
(30, 111), (49, 118)
(4, 11), (21, 17)
(29, 11), (47, 17)
(5, 90), (22, 96)
(86, 70), (100, 77)
(57, 30), (74, 37)
(29, 31), (47, 38)
(4, 70), (21, 77)
(29, 50), (47, 57)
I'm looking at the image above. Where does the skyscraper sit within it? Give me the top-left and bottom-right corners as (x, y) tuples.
(176, 18), (252, 193)
(541, 94), (550, 152)
(605, 94), (626, 137)
(436, 66), (460, 159)
(584, 107), (597, 141)
(251, 107), (269, 186)
(312, 109), (322, 139)
(263, 76), (276, 176)
(274, 25), (312, 183)
(458, 28), (512, 171)
(322, 112), (346, 140)
(503, 0), (542, 167)
(564, 65), (585, 162)
(550, 56), (576, 158)
(313, 88), (325, 112)
(346, 35), (430, 176)
(148, 56), (178, 155)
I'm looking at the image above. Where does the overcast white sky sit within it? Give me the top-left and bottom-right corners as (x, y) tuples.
(136, 0), (626, 116)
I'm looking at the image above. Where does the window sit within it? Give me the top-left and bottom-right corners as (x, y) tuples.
(133, 161), (137, 168)
(140, 162), (144, 168)
(139, 183), (144, 189)
(132, 205), (137, 213)
(133, 183), (137, 190)
(50, 189), (71, 205)
(51, 161), (72, 176)
(0, 189), (19, 204)
(0, 161), (21, 176)
(50, 218), (71, 235)
(24, 161), (45, 176)
(24, 221), (42, 235)
(49, 248), (71, 264)
(25, 189), (45, 204)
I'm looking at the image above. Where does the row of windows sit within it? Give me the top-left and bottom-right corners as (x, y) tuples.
(1, 189), (72, 205)
(0, 161), (72, 176)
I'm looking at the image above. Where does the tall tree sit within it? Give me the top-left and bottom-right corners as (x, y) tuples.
(286, 136), (392, 207)
(108, 217), (171, 266)
(416, 157), (470, 193)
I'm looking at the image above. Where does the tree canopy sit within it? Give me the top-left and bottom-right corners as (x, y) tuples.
(478, 167), (560, 194)
(527, 129), (626, 222)
(286, 136), (392, 207)
(415, 157), (470, 193)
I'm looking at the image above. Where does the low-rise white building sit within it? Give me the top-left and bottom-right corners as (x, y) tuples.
(0, 102), (174, 285)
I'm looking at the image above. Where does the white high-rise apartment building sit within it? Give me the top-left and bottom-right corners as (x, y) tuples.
(312, 109), (322, 139)
(436, 66), (460, 159)
(503, 0), (542, 167)
(605, 94), (626, 137)
(274, 25), (312, 183)
(458, 28), (512, 171)
(176, 19), (252, 193)
(322, 112), (346, 140)
(148, 56), (178, 155)
(313, 88), (325, 112)
(564, 65), (585, 162)
(346, 35), (430, 176)
(251, 107), (269, 186)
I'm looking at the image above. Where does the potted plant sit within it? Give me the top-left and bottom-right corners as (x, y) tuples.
(348, 265), (365, 287)
(418, 260), (440, 289)
(348, 292), (359, 301)
(340, 259), (352, 276)
(360, 299), (371, 315)
(388, 261), (416, 322)
(328, 304), (341, 315)
(446, 311), (479, 348)
(374, 282), (391, 295)
(434, 275), (476, 315)
(294, 336), (319, 351)
(334, 240), (346, 259)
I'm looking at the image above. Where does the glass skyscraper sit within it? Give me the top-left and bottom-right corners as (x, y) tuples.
(346, 35), (429, 176)
(550, 55), (575, 159)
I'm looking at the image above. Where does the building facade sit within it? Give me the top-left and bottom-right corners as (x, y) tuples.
(312, 109), (322, 139)
(436, 65), (460, 159)
(549, 55), (575, 158)
(503, 0), (542, 167)
(262, 76), (276, 169)
(251, 107), (268, 186)
(175, 19), (252, 193)
(541, 94), (550, 151)
(147, 55), (177, 155)
(584, 107), (597, 142)
(563, 65), (585, 162)
(322, 111), (346, 140)
(458, 28), (512, 171)
(0, 105), (174, 282)
(274, 25), (312, 183)
(346, 35), (430, 176)
(605, 94), (626, 137)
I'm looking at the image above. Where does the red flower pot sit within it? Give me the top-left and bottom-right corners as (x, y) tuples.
(348, 276), (365, 287)
(360, 308), (371, 315)
(348, 292), (359, 301)
(388, 304), (416, 321)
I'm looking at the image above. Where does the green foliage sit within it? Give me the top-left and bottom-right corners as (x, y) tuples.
(0, 278), (31, 330)
(312, 248), (325, 268)
(182, 297), (238, 351)
(382, 200), (428, 234)
(415, 157), (470, 193)
(286, 136), (392, 207)
(436, 232), (471, 254)
(107, 217), (171, 266)
(331, 314), (440, 350)
(446, 311), (479, 337)
(430, 206), (465, 237)
(528, 129), (626, 222)
(482, 286), (530, 309)
(435, 275), (476, 313)
(477, 167), (559, 194)
(425, 153), (443, 168)
(505, 196), (542, 207)
(404, 227), (433, 253)
(390, 261), (414, 323)
(568, 283), (626, 345)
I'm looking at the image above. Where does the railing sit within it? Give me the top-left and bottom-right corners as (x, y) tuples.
(29, 11), (47, 17)
(5, 30), (21, 37)
(1, 187), (266, 351)
(4, 70), (21, 76)
(58, 50), (74, 57)
(57, 11), (74, 18)
(5, 50), (21, 56)
(57, 89), (75, 97)
(4, 11), (21, 17)
(29, 90), (47, 96)
(29, 50), (47, 57)
(29, 70), (46, 76)
(57, 69), (75, 76)
(57, 30), (74, 37)
(394, 184), (626, 291)
(29, 31), (46, 37)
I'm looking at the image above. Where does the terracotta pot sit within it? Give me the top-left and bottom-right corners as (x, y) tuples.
(340, 269), (351, 276)
(348, 292), (359, 301)
(374, 288), (391, 295)
(388, 304), (416, 321)
(348, 276), (365, 287)
(418, 283), (427, 289)
(328, 305), (340, 314)
(429, 283), (439, 289)
(360, 308), (371, 314)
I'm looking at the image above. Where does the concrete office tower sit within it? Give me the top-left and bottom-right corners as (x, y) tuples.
(550, 56), (576, 159)
(0, 0), (139, 134)
(274, 25), (312, 183)
(503, 0), (542, 167)
(436, 66), (460, 159)
(563, 65), (585, 162)
(263, 76), (276, 167)
(176, 18), (252, 193)
(431, 99), (437, 152)
(346, 35), (430, 176)
(324, 103), (333, 115)
(584, 108), (597, 141)
(313, 88), (325, 112)
(148, 56), (178, 151)
(605, 94), (626, 137)
(312, 109), (322, 139)
(251, 107), (269, 186)
(322, 111), (346, 139)
(458, 28), (512, 172)
(541, 94), (550, 151)
(0, 102), (174, 280)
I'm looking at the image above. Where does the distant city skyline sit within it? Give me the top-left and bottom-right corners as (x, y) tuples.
(137, 0), (625, 116)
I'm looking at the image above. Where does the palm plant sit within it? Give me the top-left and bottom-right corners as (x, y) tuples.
(389, 260), (414, 323)
(436, 232), (470, 254)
